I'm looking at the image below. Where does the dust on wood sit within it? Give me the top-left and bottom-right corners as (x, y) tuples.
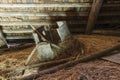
(0, 34), (120, 80)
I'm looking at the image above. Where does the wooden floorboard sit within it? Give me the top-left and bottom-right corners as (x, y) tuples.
(102, 50), (120, 64)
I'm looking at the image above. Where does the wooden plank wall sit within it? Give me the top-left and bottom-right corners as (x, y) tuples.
(0, 0), (92, 44)
(0, 0), (119, 32)
(0, 0), (92, 32)
(92, 0), (120, 35)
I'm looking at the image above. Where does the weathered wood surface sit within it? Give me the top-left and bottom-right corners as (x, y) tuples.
(3, 29), (33, 33)
(15, 44), (120, 80)
(0, 0), (93, 3)
(0, 3), (92, 8)
(0, 0), (119, 35)
(0, 27), (8, 47)
(0, 43), (35, 53)
(0, 20), (119, 26)
(6, 36), (33, 40)
(0, 12), (89, 17)
(102, 51), (120, 64)
(103, 3), (120, 7)
(0, 12), (120, 17)
(86, 0), (103, 34)
(11, 57), (75, 74)
(0, 3), (119, 8)
(92, 30), (120, 36)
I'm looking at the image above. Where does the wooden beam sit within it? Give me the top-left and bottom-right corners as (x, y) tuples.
(103, 4), (120, 7)
(100, 12), (120, 16)
(6, 36), (33, 40)
(92, 29), (120, 36)
(16, 44), (120, 80)
(0, 3), (91, 8)
(0, 12), (89, 17)
(98, 20), (120, 24)
(0, 27), (8, 47)
(0, 12), (120, 17)
(86, 0), (103, 34)
(3, 29), (33, 33)
(0, 21), (86, 26)
(106, 1), (120, 3)
(0, 20), (119, 26)
(102, 52), (120, 64)
(0, 0), (92, 3)
(0, 22), (54, 26)
(0, 3), (118, 8)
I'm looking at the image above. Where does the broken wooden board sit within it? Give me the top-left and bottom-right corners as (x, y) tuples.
(57, 21), (70, 41)
(102, 50), (120, 64)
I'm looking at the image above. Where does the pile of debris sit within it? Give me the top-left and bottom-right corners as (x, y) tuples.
(0, 21), (120, 80)
(0, 34), (120, 80)
(2, 21), (83, 79)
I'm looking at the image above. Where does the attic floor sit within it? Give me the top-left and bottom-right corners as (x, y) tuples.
(0, 34), (120, 80)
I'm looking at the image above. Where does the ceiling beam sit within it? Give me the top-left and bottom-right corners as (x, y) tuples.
(0, 12), (120, 17)
(0, 3), (118, 8)
(0, 22), (55, 26)
(0, 20), (119, 26)
(0, 12), (89, 17)
(0, 3), (91, 8)
(103, 4), (120, 7)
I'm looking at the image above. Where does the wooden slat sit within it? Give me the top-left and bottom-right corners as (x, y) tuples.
(6, 36), (33, 39)
(0, 3), (118, 8)
(3, 29), (33, 33)
(100, 12), (120, 16)
(0, 12), (89, 17)
(0, 21), (86, 26)
(98, 20), (120, 24)
(103, 4), (120, 7)
(86, 0), (103, 34)
(102, 52), (120, 64)
(0, 0), (93, 3)
(92, 29), (120, 36)
(0, 27), (8, 47)
(0, 22), (55, 26)
(0, 3), (92, 8)
(0, 12), (120, 17)
(106, 0), (120, 3)
(0, 20), (119, 26)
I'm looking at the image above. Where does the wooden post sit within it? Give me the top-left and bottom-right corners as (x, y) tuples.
(86, 0), (103, 34)
(0, 26), (8, 48)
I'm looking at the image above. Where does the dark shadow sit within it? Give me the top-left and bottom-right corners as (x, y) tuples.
(47, 7), (87, 34)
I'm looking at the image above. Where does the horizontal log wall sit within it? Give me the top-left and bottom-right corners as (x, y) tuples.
(0, 0), (119, 32)
(93, 0), (120, 34)
(0, 0), (92, 35)
(0, 0), (93, 43)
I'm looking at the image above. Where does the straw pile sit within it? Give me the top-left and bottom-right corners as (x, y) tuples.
(0, 34), (120, 80)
